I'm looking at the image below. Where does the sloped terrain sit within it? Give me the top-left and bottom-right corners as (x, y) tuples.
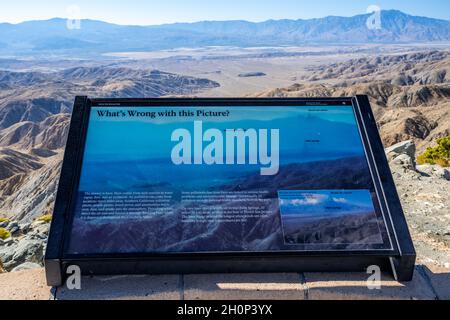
(301, 51), (450, 85)
(0, 149), (42, 180)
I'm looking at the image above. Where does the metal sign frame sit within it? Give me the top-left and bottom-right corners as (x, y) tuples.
(45, 95), (415, 286)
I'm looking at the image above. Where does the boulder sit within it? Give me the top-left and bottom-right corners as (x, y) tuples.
(391, 74), (414, 86)
(386, 140), (417, 169)
(3, 238), (45, 270)
(392, 154), (415, 170)
(0, 259), (5, 273)
(417, 164), (450, 181)
(404, 116), (437, 140)
(27, 223), (50, 240)
(0, 237), (13, 245)
(30, 220), (46, 228)
(0, 241), (18, 267)
(11, 262), (42, 272)
(0, 218), (49, 271)
(7, 221), (20, 235)
(18, 222), (31, 234)
(386, 140), (416, 159)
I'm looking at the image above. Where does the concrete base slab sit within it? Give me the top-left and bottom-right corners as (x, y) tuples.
(419, 265), (450, 300)
(304, 267), (438, 300)
(183, 273), (306, 300)
(1, 264), (448, 300)
(55, 274), (182, 300)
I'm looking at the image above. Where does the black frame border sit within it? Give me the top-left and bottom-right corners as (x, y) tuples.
(45, 96), (416, 286)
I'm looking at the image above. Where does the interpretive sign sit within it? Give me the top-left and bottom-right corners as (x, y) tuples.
(45, 96), (415, 286)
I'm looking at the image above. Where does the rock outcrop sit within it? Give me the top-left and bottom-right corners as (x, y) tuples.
(0, 219), (50, 271)
(386, 141), (450, 267)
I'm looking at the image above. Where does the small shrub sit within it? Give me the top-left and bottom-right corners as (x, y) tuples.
(0, 228), (11, 240)
(37, 214), (52, 223)
(0, 218), (9, 223)
(417, 136), (450, 167)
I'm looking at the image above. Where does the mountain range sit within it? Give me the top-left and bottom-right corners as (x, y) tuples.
(0, 10), (449, 56)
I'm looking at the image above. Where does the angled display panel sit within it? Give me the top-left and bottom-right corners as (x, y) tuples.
(45, 96), (416, 286)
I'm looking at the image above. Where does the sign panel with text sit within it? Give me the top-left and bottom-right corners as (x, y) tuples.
(45, 97), (415, 286)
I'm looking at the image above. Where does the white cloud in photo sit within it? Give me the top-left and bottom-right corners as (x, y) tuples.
(332, 197), (348, 204)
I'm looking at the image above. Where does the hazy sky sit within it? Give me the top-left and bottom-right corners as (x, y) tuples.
(1, 0), (449, 25)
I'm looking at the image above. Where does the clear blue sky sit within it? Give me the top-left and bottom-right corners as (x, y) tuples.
(1, 0), (449, 25)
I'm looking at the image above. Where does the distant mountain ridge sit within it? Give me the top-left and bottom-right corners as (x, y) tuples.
(0, 10), (449, 56)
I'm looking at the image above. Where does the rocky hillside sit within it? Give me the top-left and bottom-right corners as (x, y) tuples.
(0, 217), (50, 272)
(301, 51), (450, 85)
(0, 152), (62, 222)
(386, 141), (450, 267)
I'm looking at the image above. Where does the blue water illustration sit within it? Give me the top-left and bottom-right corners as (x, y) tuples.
(78, 106), (365, 192)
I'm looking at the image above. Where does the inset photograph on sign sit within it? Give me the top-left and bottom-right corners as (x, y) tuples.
(278, 190), (383, 246)
(66, 105), (393, 255)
